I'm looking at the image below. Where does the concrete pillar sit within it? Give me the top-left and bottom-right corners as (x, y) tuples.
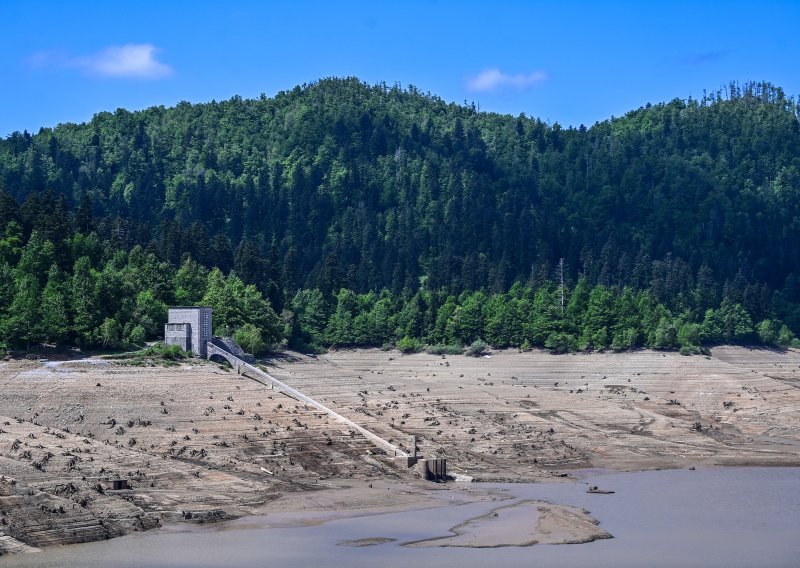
(410, 435), (417, 458)
(417, 459), (429, 480)
(419, 458), (446, 481)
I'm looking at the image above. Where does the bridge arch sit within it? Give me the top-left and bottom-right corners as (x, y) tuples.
(206, 341), (244, 373)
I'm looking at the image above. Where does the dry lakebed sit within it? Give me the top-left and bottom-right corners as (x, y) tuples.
(1, 346), (799, 565)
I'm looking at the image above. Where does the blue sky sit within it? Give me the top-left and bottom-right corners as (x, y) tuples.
(2, 0), (798, 136)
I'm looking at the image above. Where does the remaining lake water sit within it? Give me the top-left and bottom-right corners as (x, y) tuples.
(3, 467), (798, 568)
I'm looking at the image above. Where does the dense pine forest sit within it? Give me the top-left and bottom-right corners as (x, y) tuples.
(1, 78), (799, 355)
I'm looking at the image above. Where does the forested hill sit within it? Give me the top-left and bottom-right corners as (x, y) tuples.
(1, 78), (800, 353)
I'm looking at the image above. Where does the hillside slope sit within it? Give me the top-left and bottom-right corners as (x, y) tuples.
(2, 79), (798, 295)
(1, 79), (799, 350)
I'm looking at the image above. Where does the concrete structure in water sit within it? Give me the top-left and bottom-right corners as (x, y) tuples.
(164, 307), (213, 358)
(397, 435), (448, 481)
(416, 458), (447, 481)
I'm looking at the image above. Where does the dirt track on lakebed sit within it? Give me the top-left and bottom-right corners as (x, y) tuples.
(1, 346), (799, 552)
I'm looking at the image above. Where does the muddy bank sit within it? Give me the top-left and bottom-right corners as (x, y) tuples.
(405, 499), (611, 547)
(1, 346), (799, 553)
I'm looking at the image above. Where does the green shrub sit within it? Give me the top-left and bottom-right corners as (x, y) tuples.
(675, 322), (702, 355)
(778, 324), (796, 347)
(234, 323), (266, 355)
(756, 319), (780, 345)
(425, 344), (464, 355)
(650, 317), (678, 349)
(99, 318), (121, 349)
(589, 327), (609, 351)
(679, 345), (701, 356)
(127, 325), (146, 346)
(545, 332), (578, 354)
(141, 343), (187, 360)
(161, 344), (187, 360)
(396, 336), (422, 354)
(465, 339), (489, 357)
(611, 328), (639, 351)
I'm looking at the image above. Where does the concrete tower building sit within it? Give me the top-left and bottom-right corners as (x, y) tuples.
(164, 307), (212, 358)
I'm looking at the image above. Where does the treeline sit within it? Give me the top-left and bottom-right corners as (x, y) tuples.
(0, 224), (284, 353)
(1, 78), (800, 351)
(292, 280), (798, 354)
(0, 221), (796, 355)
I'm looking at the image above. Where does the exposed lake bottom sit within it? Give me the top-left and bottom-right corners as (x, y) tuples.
(3, 467), (799, 568)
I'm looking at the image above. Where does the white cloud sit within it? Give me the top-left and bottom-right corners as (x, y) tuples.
(465, 68), (548, 93)
(73, 44), (173, 79)
(27, 44), (173, 80)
